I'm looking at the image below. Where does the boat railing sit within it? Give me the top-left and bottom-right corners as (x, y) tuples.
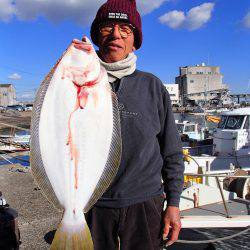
(184, 173), (250, 178)
(184, 172), (250, 219)
(183, 144), (215, 156)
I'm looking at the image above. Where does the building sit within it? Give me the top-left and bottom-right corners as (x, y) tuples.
(175, 63), (228, 105)
(0, 84), (17, 106)
(164, 83), (179, 105)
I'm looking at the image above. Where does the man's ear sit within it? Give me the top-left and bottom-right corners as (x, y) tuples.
(132, 46), (136, 51)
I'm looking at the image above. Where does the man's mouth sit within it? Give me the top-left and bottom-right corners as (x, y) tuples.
(107, 43), (123, 50)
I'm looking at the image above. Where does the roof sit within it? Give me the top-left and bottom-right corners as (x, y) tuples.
(0, 84), (12, 88)
(222, 107), (250, 116)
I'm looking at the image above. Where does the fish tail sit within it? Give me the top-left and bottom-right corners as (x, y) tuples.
(50, 218), (93, 250)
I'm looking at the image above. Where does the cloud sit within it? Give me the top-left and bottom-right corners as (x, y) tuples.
(8, 73), (22, 80)
(159, 10), (185, 29)
(14, 0), (105, 26)
(159, 2), (215, 30)
(0, 0), (168, 25)
(186, 3), (215, 30)
(0, 0), (15, 22)
(243, 11), (250, 28)
(137, 0), (170, 15)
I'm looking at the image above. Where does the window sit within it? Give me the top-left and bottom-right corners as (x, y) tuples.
(218, 116), (227, 129)
(190, 80), (194, 83)
(177, 124), (184, 133)
(184, 125), (195, 132)
(244, 116), (250, 130)
(225, 116), (245, 130)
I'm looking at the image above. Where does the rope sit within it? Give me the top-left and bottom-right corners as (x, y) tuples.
(164, 226), (250, 245)
(0, 154), (14, 165)
(185, 154), (200, 169)
(0, 152), (30, 164)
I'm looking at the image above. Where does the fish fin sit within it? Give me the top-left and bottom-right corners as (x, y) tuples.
(50, 221), (93, 250)
(84, 88), (122, 212)
(30, 63), (63, 211)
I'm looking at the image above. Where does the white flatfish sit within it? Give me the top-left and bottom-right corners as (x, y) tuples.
(30, 37), (121, 249)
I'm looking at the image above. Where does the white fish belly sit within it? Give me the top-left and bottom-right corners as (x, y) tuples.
(39, 67), (113, 214)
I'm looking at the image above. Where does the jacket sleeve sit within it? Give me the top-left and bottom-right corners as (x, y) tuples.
(158, 84), (184, 207)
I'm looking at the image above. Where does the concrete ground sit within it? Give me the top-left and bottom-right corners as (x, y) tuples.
(0, 164), (62, 250)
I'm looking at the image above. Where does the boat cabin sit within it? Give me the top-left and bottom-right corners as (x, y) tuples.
(175, 120), (204, 141)
(213, 108), (250, 155)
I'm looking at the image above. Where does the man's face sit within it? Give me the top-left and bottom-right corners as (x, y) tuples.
(98, 21), (136, 63)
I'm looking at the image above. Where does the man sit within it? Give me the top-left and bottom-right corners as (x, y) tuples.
(74, 0), (184, 249)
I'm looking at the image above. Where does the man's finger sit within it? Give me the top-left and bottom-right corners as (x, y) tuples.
(73, 42), (93, 52)
(168, 223), (181, 246)
(72, 39), (82, 44)
(162, 221), (170, 240)
(82, 36), (87, 42)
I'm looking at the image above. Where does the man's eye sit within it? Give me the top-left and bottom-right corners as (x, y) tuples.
(104, 26), (113, 30)
(120, 26), (130, 31)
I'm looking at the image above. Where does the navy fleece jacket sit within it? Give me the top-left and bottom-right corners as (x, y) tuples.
(96, 70), (184, 208)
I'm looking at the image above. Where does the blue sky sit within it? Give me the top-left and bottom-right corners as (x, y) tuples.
(0, 0), (250, 101)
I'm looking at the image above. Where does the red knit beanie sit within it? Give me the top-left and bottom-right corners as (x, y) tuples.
(91, 0), (142, 49)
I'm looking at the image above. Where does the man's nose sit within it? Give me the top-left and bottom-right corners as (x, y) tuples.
(111, 25), (122, 38)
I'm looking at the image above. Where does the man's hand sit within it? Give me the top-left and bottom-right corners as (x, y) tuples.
(72, 37), (93, 52)
(162, 206), (181, 247)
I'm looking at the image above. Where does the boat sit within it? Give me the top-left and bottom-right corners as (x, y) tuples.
(179, 107), (250, 231)
(175, 120), (209, 141)
(0, 134), (30, 152)
(0, 123), (30, 152)
(175, 119), (214, 156)
(184, 107), (250, 174)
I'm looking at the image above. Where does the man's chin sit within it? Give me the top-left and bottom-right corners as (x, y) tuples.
(102, 53), (127, 63)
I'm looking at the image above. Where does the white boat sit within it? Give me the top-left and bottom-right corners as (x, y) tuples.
(184, 107), (250, 174)
(175, 120), (207, 141)
(180, 108), (250, 230)
(0, 134), (30, 152)
(12, 134), (30, 144)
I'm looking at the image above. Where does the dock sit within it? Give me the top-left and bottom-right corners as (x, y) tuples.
(0, 163), (62, 249)
(0, 112), (31, 131)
